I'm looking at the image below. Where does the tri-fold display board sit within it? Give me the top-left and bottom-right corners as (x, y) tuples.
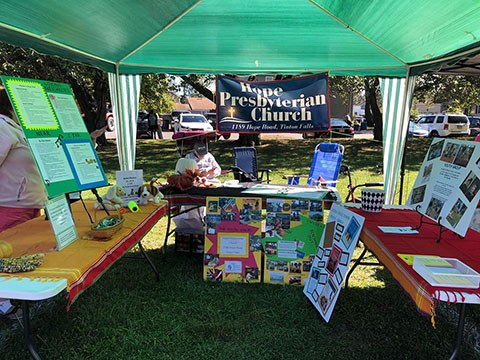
(2, 76), (108, 198)
(407, 138), (480, 237)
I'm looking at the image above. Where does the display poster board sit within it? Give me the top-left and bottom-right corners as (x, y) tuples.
(407, 139), (480, 236)
(303, 203), (365, 322)
(204, 197), (262, 283)
(116, 170), (144, 206)
(216, 74), (330, 133)
(45, 194), (78, 251)
(1, 76), (108, 198)
(263, 198), (324, 285)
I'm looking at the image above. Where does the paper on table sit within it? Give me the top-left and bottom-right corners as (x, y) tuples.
(398, 254), (439, 266)
(378, 226), (418, 234)
(417, 257), (453, 267)
(45, 194), (78, 251)
(430, 274), (475, 287)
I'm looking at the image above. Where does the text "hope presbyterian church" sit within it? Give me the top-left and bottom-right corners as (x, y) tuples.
(219, 82), (327, 122)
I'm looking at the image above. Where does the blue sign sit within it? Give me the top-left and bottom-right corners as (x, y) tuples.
(216, 74), (330, 133)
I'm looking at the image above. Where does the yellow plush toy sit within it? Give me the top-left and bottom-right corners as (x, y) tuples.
(94, 185), (126, 210)
(0, 240), (13, 258)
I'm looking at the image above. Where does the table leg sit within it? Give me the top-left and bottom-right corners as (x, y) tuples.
(137, 241), (160, 282)
(21, 300), (41, 360)
(162, 205), (174, 262)
(448, 303), (467, 360)
(345, 248), (368, 288)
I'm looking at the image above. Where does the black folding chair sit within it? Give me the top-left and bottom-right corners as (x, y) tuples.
(231, 147), (271, 183)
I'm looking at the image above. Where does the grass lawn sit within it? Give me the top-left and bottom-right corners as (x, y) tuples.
(2, 137), (480, 360)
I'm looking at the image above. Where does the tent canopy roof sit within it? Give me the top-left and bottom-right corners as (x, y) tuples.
(1, 0), (480, 76)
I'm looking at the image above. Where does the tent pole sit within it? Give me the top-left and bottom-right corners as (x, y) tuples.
(114, 65), (127, 170)
(398, 69), (413, 205)
(398, 124), (409, 205)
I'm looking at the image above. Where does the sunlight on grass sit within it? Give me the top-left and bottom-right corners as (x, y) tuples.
(3, 137), (480, 360)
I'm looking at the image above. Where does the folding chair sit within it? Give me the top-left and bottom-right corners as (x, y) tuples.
(231, 147), (271, 183)
(285, 143), (344, 186)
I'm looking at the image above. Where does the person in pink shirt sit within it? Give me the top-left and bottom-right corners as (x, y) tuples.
(0, 87), (47, 231)
(476, 133), (480, 142)
(0, 87), (47, 316)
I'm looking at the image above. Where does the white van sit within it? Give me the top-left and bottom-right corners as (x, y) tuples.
(414, 114), (470, 137)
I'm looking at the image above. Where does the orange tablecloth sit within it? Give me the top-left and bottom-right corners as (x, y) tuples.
(351, 207), (480, 317)
(0, 200), (167, 309)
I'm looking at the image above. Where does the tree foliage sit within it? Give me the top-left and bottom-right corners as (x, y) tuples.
(415, 74), (480, 114)
(0, 42), (109, 135)
(138, 74), (175, 114)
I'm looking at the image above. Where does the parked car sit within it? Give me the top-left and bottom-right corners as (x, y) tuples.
(413, 113), (470, 137)
(171, 109), (191, 121)
(105, 102), (115, 131)
(408, 121), (429, 137)
(205, 112), (217, 128)
(136, 110), (152, 138)
(468, 116), (480, 136)
(173, 113), (213, 133)
(302, 118), (354, 138)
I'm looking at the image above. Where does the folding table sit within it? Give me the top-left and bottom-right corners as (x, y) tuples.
(346, 206), (480, 360)
(0, 200), (167, 359)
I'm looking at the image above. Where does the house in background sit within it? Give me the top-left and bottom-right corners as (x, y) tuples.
(174, 97), (215, 114)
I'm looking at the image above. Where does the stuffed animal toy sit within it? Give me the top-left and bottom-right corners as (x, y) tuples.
(138, 179), (164, 205)
(94, 185), (126, 210)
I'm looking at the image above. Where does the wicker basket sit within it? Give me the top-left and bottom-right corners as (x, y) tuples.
(90, 210), (124, 240)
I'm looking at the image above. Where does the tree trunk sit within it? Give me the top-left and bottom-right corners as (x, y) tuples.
(364, 78), (373, 127)
(365, 78), (382, 141)
(369, 78), (383, 141)
(181, 75), (214, 101)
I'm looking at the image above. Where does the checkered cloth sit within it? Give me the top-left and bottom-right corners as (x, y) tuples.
(361, 189), (385, 212)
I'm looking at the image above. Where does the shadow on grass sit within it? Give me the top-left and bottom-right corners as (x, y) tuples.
(2, 243), (479, 360)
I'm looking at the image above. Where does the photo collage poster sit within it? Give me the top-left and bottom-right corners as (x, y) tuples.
(303, 203), (365, 322)
(407, 139), (480, 236)
(1, 76), (108, 198)
(263, 198), (325, 285)
(204, 197), (262, 283)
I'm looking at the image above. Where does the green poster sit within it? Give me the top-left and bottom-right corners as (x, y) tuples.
(1, 76), (108, 198)
(263, 198), (325, 285)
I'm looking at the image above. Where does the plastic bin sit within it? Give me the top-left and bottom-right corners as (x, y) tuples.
(175, 228), (205, 254)
(413, 256), (480, 288)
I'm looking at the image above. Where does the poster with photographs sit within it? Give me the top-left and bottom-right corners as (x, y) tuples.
(263, 198), (325, 285)
(303, 203), (365, 322)
(407, 139), (480, 236)
(203, 197), (262, 283)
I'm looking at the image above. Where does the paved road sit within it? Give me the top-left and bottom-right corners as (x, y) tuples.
(106, 129), (374, 140)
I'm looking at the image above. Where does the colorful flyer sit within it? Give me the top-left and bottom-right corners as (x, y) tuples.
(204, 197), (262, 283)
(407, 139), (480, 236)
(303, 203), (364, 322)
(263, 198), (325, 285)
(45, 194), (78, 251)
(1, 76), (108, 197)
(116, 170), (144, 206)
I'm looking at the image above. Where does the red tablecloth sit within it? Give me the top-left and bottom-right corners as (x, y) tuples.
(350, 207), (480, 317)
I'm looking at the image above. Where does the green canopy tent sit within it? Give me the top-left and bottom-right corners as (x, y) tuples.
(1, 0), (480, 203)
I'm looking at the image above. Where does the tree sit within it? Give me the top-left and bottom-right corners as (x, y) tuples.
(0, 42), (110, 144)
(415, 74), (480, 114)
(364, 77), (383, 141)
(330, 75), (383, 141)
(138, 74), (175, 114)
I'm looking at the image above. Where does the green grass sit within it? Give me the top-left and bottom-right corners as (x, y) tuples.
(2, 137), (479, 360)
